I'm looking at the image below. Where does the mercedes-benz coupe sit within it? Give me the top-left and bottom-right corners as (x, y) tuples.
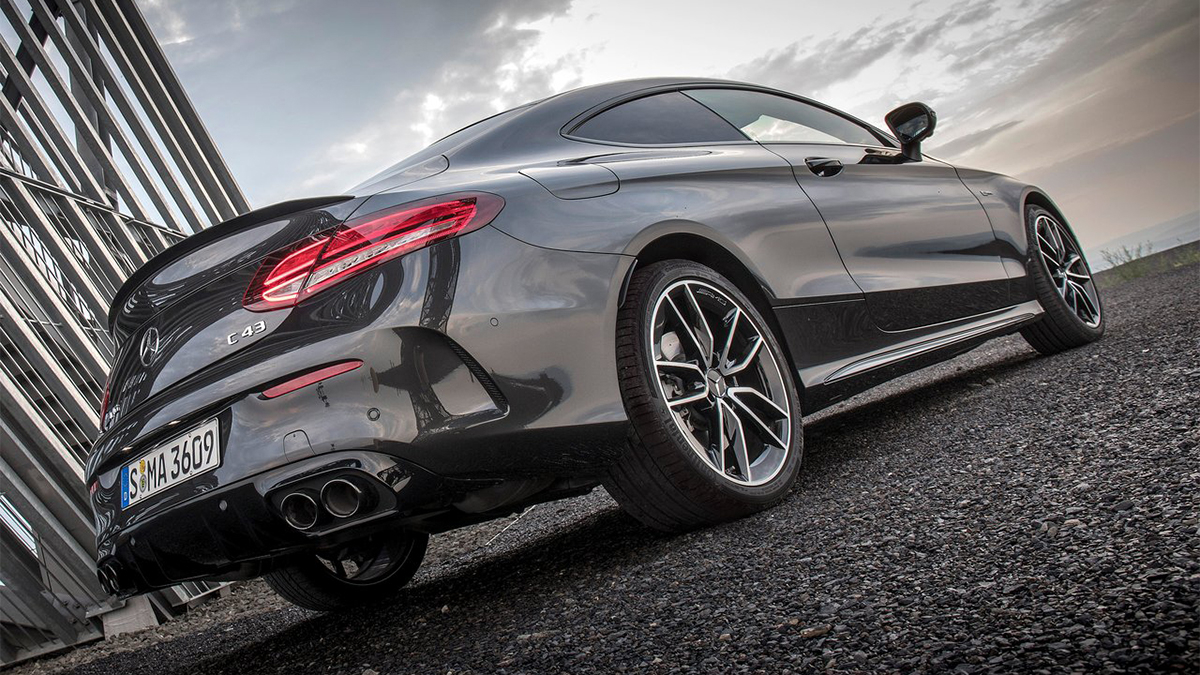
(89, 78), (1103, 610)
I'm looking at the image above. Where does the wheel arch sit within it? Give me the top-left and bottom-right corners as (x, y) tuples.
(1021, 188), (1084, 262)
(1023, 189), (1073, 232)
(623, 231), (805, 397)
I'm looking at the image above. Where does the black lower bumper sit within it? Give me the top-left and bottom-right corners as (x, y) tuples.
(97, 450), (449, 595)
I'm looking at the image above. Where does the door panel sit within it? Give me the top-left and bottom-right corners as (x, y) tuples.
(769, 144), (1010, 331)
(537, 144), (864, 301)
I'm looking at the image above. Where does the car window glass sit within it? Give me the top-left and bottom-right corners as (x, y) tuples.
(686, 89), (880, 146)
(571, 92), (747, 145)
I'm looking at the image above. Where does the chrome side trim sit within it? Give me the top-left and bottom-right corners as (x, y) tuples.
(824, 312), (1035, 384)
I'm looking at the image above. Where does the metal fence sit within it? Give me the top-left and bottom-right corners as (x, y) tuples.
(0, 0), (247, 665)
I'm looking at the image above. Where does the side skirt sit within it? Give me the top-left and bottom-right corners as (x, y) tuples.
(824, 304), (1039, 384)
(781, 300), (1043, 412)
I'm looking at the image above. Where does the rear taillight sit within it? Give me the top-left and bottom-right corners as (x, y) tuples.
(98, 378), (112, 427)
(243, 192), (503, 311)
(244, 237), (327, 309)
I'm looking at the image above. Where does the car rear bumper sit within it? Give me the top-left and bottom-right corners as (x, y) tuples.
(88, 226), (633, 593)
(96, 450), (445, 595)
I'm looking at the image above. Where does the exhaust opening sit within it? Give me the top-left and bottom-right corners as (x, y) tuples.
(98, 566), (113, 594)
(98, 561), (123, 595)
(281, 492), (319, 530)
(320, 479), (362, 518)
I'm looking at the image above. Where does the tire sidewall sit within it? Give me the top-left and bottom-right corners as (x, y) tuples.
(624, 261), (803, 506)
(1026, 205), (1105, 338)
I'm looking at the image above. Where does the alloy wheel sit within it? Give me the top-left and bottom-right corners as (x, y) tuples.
(648, 279), (792, 486)
(1033, 213), (1101, 328)
(315, 534), (414, 585)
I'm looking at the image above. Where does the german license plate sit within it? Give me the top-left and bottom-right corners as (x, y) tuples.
(121, 418), (220, 509)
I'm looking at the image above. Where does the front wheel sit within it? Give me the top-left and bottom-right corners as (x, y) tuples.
(1019, 205), (1105, 354)
(264, 531), (427, 611)
(603, 261), (803, 533)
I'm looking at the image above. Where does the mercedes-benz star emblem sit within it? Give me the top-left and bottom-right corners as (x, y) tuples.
(139, 327), (160, 366)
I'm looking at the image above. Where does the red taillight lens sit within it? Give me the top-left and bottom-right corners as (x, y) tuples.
(98, 378), (112, 426)
(243, 237), (327, 310)
(261, 360), (362, 399)
(243, 192), (503, 312)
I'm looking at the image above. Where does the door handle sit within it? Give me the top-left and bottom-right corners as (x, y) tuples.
(805, 157), (844, 177)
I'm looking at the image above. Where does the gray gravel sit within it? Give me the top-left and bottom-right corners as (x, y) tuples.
(22, 259), (1198, 674)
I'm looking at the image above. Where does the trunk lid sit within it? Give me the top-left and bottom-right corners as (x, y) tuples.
(102, 196), (359, 432)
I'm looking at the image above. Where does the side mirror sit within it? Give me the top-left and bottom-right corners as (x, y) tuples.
(885, 102), (937, 161)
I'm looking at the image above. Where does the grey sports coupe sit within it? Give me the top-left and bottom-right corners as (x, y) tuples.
(89, 78), (1102, 610)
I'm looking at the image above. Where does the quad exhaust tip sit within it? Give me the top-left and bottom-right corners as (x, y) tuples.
(280, 492), (319, 530)
(280, 479), (363, 530)
(320, 478), (362, 519)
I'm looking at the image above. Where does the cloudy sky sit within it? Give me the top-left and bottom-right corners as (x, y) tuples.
(139, 0), (1199, 250)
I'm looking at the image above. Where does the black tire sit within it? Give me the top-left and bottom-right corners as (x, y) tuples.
(264, 531), (427, 611)
(603, 260), (803, 533)
(1019, 205), (1105, 354)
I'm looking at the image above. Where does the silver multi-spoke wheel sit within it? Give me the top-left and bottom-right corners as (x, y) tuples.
(1033, 213), (1101, 328)
(1019, 206), (1103, 355)
(648, 279), (792, 486)
(607, 262), (801, 531)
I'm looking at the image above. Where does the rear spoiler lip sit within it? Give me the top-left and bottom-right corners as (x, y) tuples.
(107, 195), (356, 333)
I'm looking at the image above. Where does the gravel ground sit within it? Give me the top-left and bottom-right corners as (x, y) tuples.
(21, 259), (1198, 675)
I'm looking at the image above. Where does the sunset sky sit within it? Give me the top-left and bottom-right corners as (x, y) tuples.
(140, 0), (1199, 251)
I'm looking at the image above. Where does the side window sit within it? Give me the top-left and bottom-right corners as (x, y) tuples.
(686, 89), (882, 146)
(570, 92), (747, 145)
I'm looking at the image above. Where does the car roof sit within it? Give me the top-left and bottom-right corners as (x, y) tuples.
(357, 77), (894, 185)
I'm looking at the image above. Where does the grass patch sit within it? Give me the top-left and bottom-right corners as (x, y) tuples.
(1101, 243), (1157, 283)
(1095, 241), (1200, 288)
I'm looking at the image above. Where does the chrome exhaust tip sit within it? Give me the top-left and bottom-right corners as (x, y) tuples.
(97, 561), (123, 594)
(281, 492), (319, 530)
(97, 565), (114, 594)
(320, 478), (362, 519)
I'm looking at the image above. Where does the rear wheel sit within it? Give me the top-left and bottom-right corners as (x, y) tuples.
(264, 531), (427, 611)
(604, 261), (803, 532)
(1019, 205), (1104, 354)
